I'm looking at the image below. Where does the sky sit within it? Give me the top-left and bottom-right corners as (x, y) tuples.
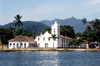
(0, 0), (100, 25)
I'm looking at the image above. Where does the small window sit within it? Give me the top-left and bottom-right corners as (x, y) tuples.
(17, 43), (19, 47)
(54, 31), (55, 33)
(13, 43), (15, 45)
(43, 37), (45, 41)
(24, 43), (26, 48)
(21, 43), (23, 47)
(10, 43), (12, 47)
(62, 44), (63, 47)
(21, 43), (23, 45)
(64, 39), (65, 43)
(34, 44), (35, 47)
(54, 29), (55, 33)
(48, 37), (50, 41)
(38, 38), (40, 41)
(66, 40), (68, 43)
(31, 44), (33, 47)
(13, 43), (15, 47)
(64, 44), (65, 48)
(10, 43), (12, 45)
(62, 39), (63, 43)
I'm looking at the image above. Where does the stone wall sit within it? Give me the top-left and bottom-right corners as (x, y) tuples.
(0, 44), (7, 49)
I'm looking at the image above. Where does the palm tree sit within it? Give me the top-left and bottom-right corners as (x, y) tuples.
(86, 25), (91, 31)
(82, 18), (87, 31)
(89, 20), (95, 31)
(89, 19), (100, 31)
(14, 14), (23, 28)
(14, 28), (23, 36)
(94, 19), (100, 31)
(50, 34), (59, 48)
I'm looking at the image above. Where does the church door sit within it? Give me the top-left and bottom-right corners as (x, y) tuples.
(45, 43), (48, 47)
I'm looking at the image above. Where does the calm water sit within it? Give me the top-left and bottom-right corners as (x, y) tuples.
(0, 52), (100, 66)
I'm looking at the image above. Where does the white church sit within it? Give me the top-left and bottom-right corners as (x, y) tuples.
(35, 20), (73, 48)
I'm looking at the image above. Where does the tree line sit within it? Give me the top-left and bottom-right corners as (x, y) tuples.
(69, 18), (100, 48)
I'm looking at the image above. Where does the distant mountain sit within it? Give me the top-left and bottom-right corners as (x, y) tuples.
(0, 21), (48, 34)
(0, 17), (89, 33)
(41, 17), (89, 33)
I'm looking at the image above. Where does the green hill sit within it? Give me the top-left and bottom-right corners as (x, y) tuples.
(0, 21), (48, 34)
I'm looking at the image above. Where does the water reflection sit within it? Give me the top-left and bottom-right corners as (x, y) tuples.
(0, 52), (100, 66)
(34, 52), (59, 66)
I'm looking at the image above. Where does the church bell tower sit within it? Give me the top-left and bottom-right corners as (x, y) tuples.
(51, 19), (60, 37)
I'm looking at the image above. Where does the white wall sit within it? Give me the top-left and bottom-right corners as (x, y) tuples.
(36, 31), (54, 47)
(8, 42), (29, 49)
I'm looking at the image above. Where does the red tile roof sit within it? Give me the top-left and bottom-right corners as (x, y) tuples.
(60, 35), (73, 40)
(8, 36), (35, 42)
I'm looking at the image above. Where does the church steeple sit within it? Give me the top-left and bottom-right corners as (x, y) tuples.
(54, 18), (58, 26)
(51, 19), (60, 37)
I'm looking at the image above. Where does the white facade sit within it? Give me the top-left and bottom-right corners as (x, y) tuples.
(8, 42), (29, 49)
(35, 20), (72, 48)
(8, 36), (36, 49)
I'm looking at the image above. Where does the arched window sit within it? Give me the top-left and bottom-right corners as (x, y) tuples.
(48, 37), (50, 41)
(10, 43), (12, 47)
(43, 37), (45, 41)
(24, 43), (26, 48)
(54, 29), (55, 33)
(17, 43), (19, 47)
(13, 43), (15, 48)
(38, 38), (40, 41)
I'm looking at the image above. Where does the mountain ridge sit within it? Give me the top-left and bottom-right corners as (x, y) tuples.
(40, 17), (89, 32)
(0, 21), (48, 34)
(0, 17), (89, 33)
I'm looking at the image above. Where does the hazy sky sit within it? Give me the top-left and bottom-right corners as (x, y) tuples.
(0, 0), (100, 25)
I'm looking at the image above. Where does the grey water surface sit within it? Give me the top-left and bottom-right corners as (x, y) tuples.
(0, 51), (100, 66)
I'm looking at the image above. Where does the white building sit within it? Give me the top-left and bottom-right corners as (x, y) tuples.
(8, 36), (36, 49)
(35, 20), (73, 48)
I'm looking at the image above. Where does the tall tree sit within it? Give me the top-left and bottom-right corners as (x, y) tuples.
(69, 39), (83, 47)
(14, 14), (23, 27)
(75, 32), (81, 37)
(42, 27), (51, 34)
(89, 19), (100, 31)
(0, 28), (13, 44)
(86, 25), (91, 31)
(82, 18), (87, 31)
(89, 19), (100, 45)
(81, 31), (97, 47)
(60, 25), (75, 38)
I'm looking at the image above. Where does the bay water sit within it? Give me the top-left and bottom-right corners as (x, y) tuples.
(0, 51), (100, 66)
